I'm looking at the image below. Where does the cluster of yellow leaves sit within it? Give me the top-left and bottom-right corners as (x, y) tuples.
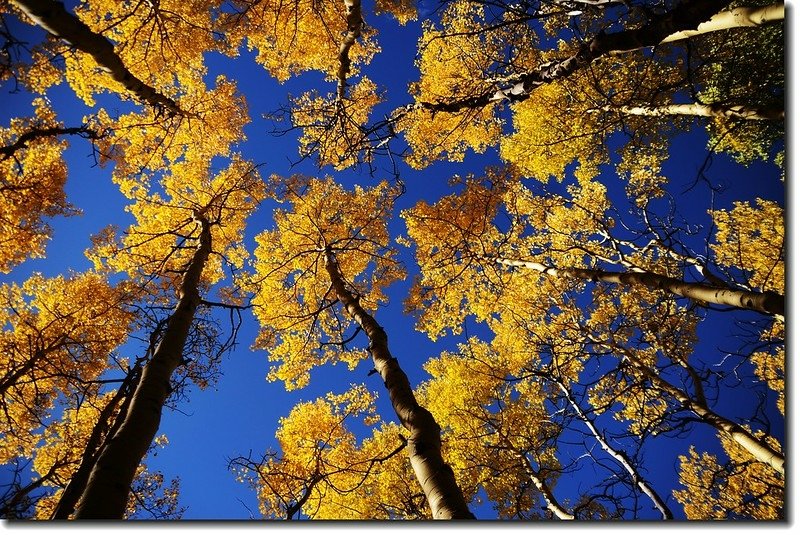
(400, 171), (512, 339)
(0, 271), (131, 454)
(710, 198), (784, 294)
(226, 0), (379, 82)
(419, 340), (564, 519)
(0, 271), (132, 463)
(374, 0), (417, 25)
(88, 156), (265, 289)
(674, 430), (783, 519)
(0, 99), (75, 273)
(67, 0), (224, 106)
(617, 142), (669, 205)
(751, 321), (784, 416)
(293, 78), (383, 170)
(250, 177), (404, 389)
(0, 3), (63, 93)
(240, 385), (422, 519)
(96, 76), (249, 182)
(17, 49), (64, 94)
(500, 78), (606, 183)
(500, 52), (684, 185)
(400, 1), (510, 168)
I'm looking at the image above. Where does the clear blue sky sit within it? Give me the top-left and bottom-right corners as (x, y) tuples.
(0, 0), (788, 521)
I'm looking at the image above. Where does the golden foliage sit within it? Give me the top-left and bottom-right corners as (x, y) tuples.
(88, 156), (265, 289)
(67, 0), (223, 106)
(400, 170), (512, 339)
(675, 431), (783, 519)
(236, 385), (419, 519)
(374, 0), (417, 24)
(95, 76), (249, 181)
(0, 271), (132, 463)
(400, 1), (512, 168)
(226, 0), (379, 82)
(251, 177), (404, 389)
(0, 99), (76, 272)
(293, 78), (383, 170)
(710, 198), (784, 294)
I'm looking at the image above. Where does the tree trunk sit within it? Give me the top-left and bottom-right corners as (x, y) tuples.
(52, 365), (141, 519)
(549, 374), (673, 519)
(613, 345), (785, 476)
(494, 257), (785, 316)
(74, 216), (211, 519)
(604, 102), (784, 121)
(508, 446), (574, 520)
(323, 247), (474, 519)
(336, 0), (363, 100)
(10, 0), (182, 114)
(660, 2), (784, 43)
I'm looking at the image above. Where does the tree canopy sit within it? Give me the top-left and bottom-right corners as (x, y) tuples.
(0, 0), (785, 521)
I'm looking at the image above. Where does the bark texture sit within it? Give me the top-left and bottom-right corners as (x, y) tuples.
(508, 446), (574, 520)
(494, 257), (785, 316)
(10, 0), (182, 114)
(74, 216), (211, 519)
(660, 2), (784, 43)
(52, 365), (141, 519)
(324, 248), (474, 519)
(606, 102), (784, 121)
(336, 0), (363, 100)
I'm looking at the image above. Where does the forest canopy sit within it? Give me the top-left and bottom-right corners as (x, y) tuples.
(0, 0), (785, 521)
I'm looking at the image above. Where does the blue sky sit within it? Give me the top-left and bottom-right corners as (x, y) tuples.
(0, 0), (788, 521)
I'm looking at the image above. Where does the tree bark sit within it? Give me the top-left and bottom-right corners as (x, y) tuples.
(493, 257), (785, 316)
(10, 0), (182, 114)
(603, 102), (784, 121)
(507, 446), (574, 520)
(74, 216), (211, 519)
(52, 365), (141, 519)
(660, 2), (784, 43)
(323, 247), (474, 519)
(336, 0), (363, 101)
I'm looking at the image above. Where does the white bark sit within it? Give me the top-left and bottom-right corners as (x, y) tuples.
(660, 2), (784, 43)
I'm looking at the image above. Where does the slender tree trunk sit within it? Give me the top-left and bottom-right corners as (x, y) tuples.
(74, 216), (211, 519)
(660, 2), (784, 43)
(10, 0), (182, 114)
(52, 365), (141, 519)
(323, 247), (474, 519)
(611, 344), (785, 476)
(506, 445), (574, 520)
(649, 368), (784, 475)
(336, 0), (363, 100)
(493, 257), (785, 316)
(603, 102), (784, 121)
(548, 374), (673, 519)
